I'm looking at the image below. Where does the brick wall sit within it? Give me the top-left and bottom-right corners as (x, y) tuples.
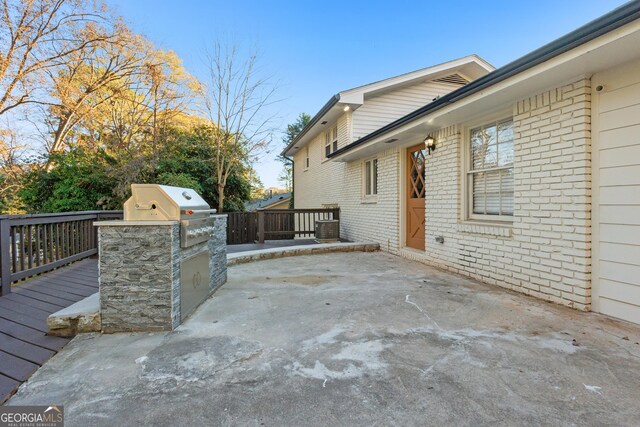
(294, 77), (592, 310)
(340, 147), (401, 253)
(422, 77), (592, 310)
(293, 111), (404, 250)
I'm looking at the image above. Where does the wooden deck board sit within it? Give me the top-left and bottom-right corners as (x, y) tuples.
(43, 273), (98, 289)
(0, 350), (40, 381)
(17, 281), (94, 298)
(0, 332), (56, 365)
(0, 300), (52, 320)
(0, 319), (68, 351)
(0, 307), (50, 332)
(0, 258), (98, 403)
(13, 287), (79, 305)
(2, 293), (65, 312)
(49, 264), (97, 276)
(25, 277), (97, 294)
(0, 375), (20, 402)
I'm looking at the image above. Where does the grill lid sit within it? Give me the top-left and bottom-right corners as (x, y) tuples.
(124, 184), (213, 221)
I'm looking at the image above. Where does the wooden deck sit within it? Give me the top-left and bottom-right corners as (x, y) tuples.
(0, 258), (98, 403)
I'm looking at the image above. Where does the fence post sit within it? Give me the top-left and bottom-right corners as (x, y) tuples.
(0, 218), (12, 295)
(257, 211), (265, 243)
(92, 213), (100, 252)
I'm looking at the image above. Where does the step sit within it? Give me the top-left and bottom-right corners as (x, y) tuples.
(47, 293), (100, 337)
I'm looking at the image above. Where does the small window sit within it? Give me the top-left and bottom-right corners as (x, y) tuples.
(325, 125), (338, 157)
(304, 146), (309, 169)
(467, 118), (514, 219)
(364, 158), (378, 196)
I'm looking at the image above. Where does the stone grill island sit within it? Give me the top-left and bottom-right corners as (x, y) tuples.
(97, 184), (227, 333)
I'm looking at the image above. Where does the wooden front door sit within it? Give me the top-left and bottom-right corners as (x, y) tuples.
(406, 143), (426, 250)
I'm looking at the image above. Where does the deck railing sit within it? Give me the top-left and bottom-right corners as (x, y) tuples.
(227, 208), (340, 244)
(258, 208), (340, 242)
(0, 210), (123, 295)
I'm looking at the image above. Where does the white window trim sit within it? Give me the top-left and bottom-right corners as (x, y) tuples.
(303, 146), (309, 171)
(462, 115), (515, 223)
(323, 125), (338, 160)
(362, 157), (378, 202)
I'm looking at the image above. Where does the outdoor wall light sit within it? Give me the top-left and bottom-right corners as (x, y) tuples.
(343, 105), (350, 112)
(424, 135), (436, 154)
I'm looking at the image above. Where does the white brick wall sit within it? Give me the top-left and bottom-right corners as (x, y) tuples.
(340, 148), (401, 253)
(422, 77), (592, 310)
(294, 76), (592, 311)
(294, 111), (403, 251)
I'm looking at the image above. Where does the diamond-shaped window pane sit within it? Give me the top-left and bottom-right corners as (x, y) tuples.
(410, 149), (426, 198)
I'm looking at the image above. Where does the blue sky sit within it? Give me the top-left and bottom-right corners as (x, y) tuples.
(110, 0), (627, 188)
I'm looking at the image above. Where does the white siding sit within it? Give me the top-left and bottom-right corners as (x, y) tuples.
(293, 113), (350, 209)
(352, 81), (461, 139)
(593, 59), (640, 324)
(293, 111), (404, 249)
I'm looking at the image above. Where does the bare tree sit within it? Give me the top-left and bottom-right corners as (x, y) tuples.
(0, 0), (111, 116)
(141, 48), (203, 172)
(45, 22), (147, 160)
(203, 43), (277, 212)
(56, 44), (200, 159)
(0, 127), (26, 212)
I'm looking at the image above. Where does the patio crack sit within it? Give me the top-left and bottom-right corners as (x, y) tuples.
(405, 294), (441, 330)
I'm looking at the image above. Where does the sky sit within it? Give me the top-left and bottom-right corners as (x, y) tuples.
(109, 0), (628, 188)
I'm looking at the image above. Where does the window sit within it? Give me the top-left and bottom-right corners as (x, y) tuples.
(467, 118), (514, 219)
(304, 146), (309, 170)
(324, 125), (338, 157)
(364, 158), (378, 196)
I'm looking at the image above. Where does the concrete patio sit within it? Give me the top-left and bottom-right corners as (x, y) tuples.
(7, 252), (640, 426)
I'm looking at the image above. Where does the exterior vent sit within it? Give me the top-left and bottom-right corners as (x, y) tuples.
(433, 73), (468, 85)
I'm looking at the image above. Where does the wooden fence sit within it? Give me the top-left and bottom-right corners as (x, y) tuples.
(0, 210), (123, 295)
(226, 208), (340, 244)
(226, 212), (258, 245)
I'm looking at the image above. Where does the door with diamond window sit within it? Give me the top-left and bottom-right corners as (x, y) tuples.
(406, 143), (426, 250)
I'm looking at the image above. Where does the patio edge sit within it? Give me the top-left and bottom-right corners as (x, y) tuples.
(227, 242), (380, 266)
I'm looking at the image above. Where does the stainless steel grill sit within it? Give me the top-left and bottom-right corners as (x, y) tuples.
(123, 184), (216, 320)
(124, 184), (216, 248)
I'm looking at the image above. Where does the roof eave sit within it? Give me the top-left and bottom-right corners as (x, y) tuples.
(281, 94), (340, 157)
(329, 0), (640, 160)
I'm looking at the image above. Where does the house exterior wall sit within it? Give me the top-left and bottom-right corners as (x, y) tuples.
(591, 59), (640, 324)
(340, 148), (402, 252)
(419, 77), (592, 310)
(293, 113), (403, 248)
(352, 81), (461, 139)
(294, 79), (466, 243)
(293, 113), (350, 209)
(295, 75), (593, 310)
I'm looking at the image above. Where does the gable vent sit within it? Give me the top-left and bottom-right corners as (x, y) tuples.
(433, 73), (469, 85)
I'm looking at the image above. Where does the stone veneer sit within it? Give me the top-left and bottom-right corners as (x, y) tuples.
(99, 215), (227, 333)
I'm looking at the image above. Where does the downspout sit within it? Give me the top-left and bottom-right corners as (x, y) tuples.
(291, 157), (295, 209)
(285, 154), (295, 209)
